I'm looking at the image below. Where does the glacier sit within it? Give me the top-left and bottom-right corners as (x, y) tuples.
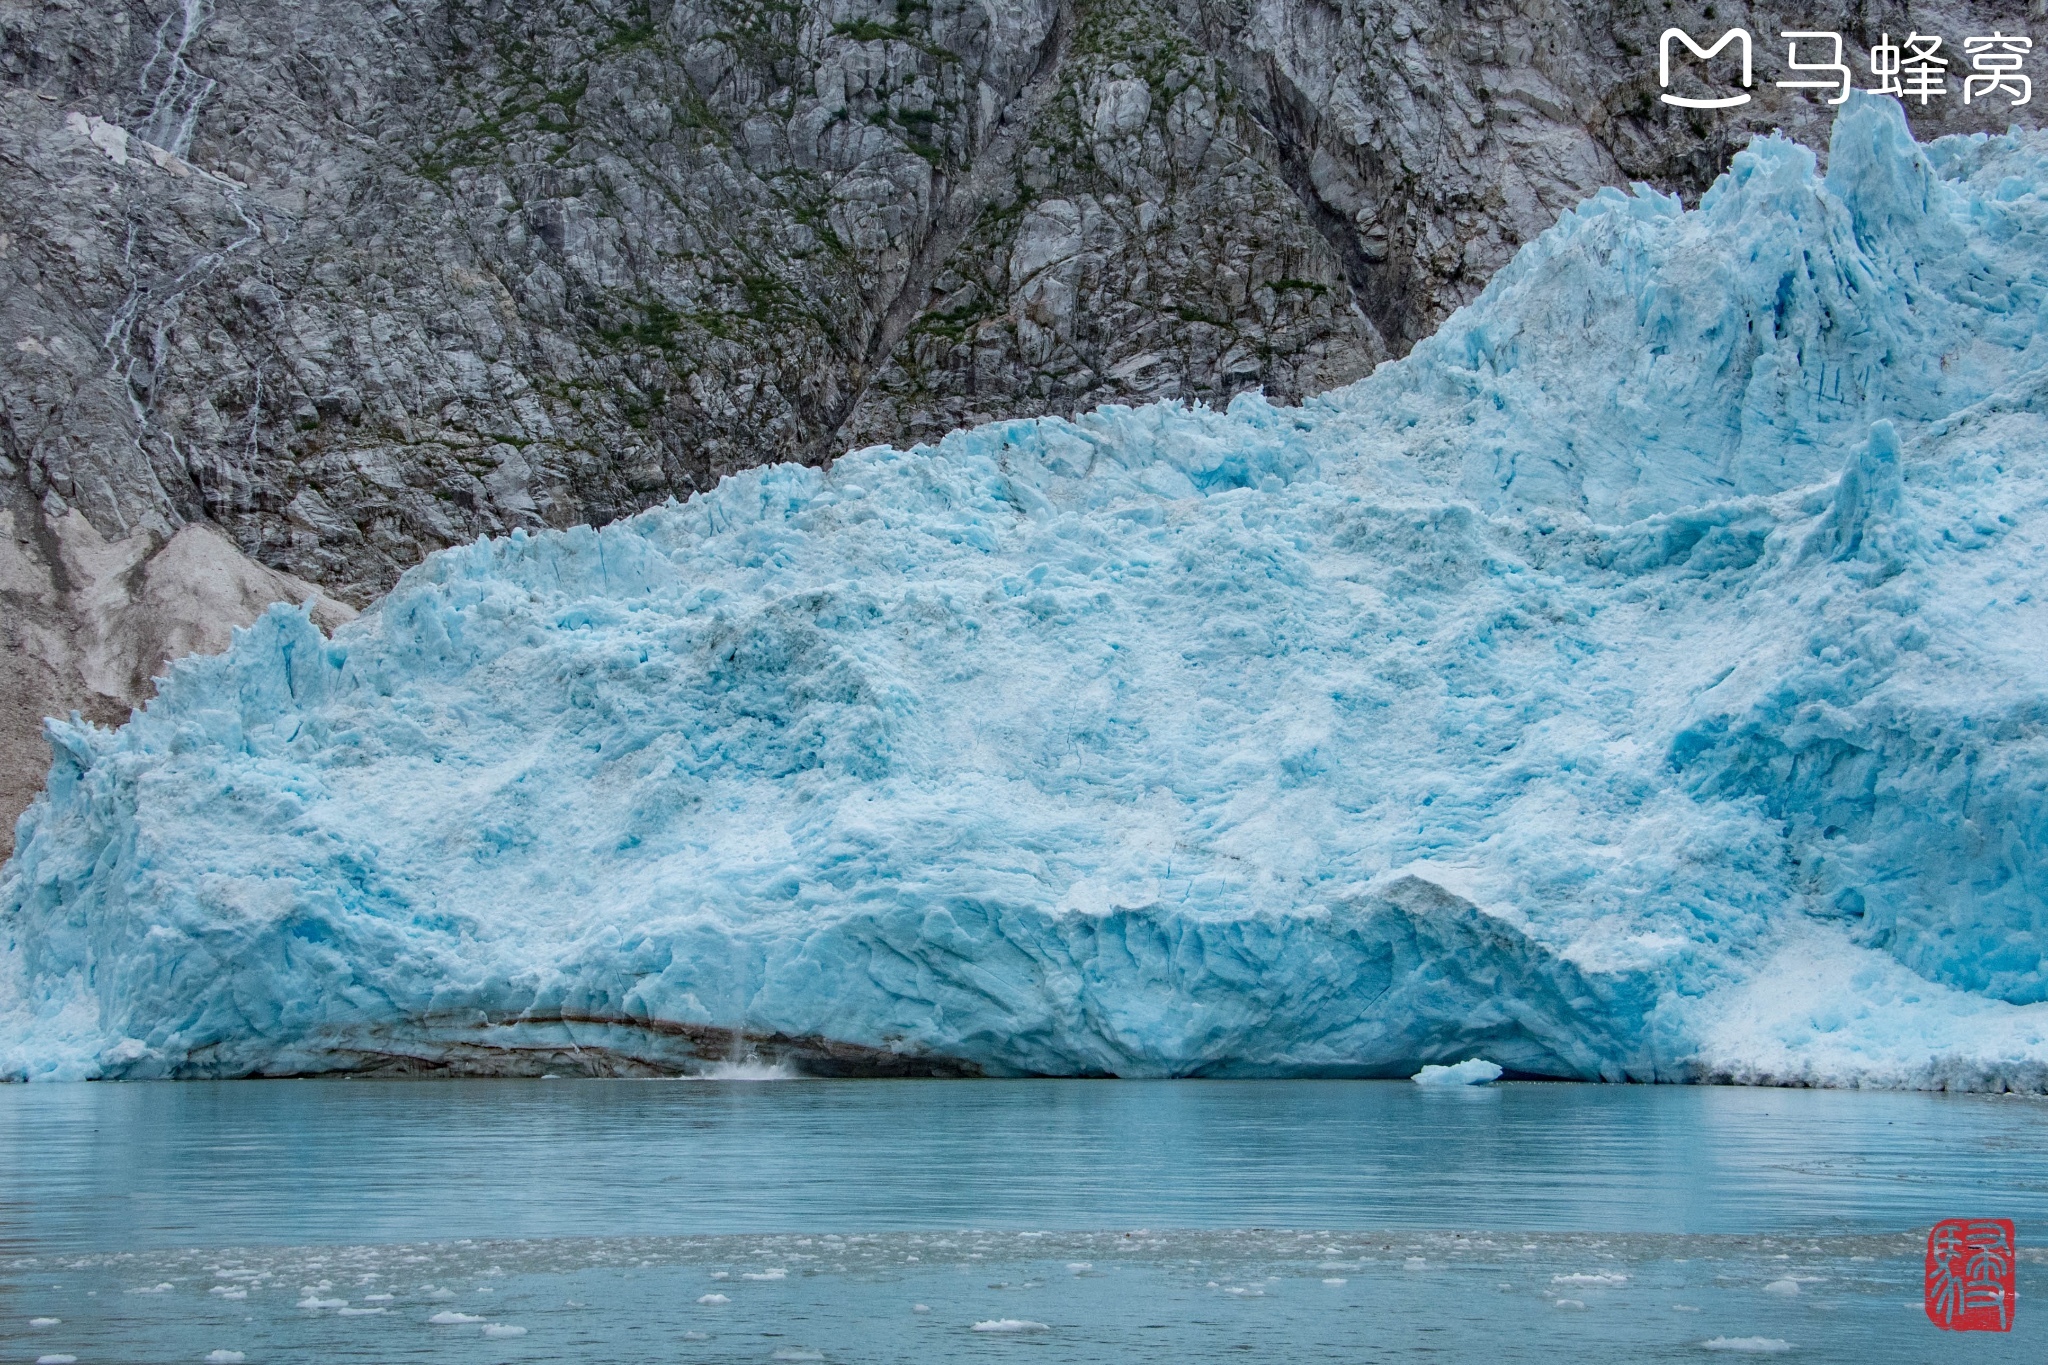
(6, 96), (2048, 1086)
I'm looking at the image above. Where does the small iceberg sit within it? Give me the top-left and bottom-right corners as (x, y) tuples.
(971, 1319), (1051, 1333)
(1412, 1059), (1504, 1086)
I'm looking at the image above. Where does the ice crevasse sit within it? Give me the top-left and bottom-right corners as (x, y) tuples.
(7, 96), (2048, 1086)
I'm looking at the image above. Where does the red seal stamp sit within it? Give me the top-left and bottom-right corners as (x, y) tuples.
(1925, 1218), (2016, 1332)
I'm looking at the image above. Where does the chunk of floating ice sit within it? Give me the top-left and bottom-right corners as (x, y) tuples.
(1404, 1258), (1428, 1270)
(683, 1331), (709, 1341)
(424, 1287), (455, 1299)
(364, 1293), (394, 1302)
(709, 1271), (729, 1280)
(30, 1318), (59, 1327)
(481, 1324), (526, 1338)
(1322, 1277), (1348, 1285)
(1554, 1299), (1586, 1310)
(337, 1306), (385, 1316)
(36, 1355), (78, 1364)
(206, 1352), (246, 1364)
(912, 1305), (931, 1314)
(971, 1320), (1051, 1333)
(697, 1294), (730, 1306)
(1412, 1059), (1504, 1086)
(1221, 1286), (1264, 1297)
(429, 1311), (486, 1324)
(1067, 1262), (1091, 1273)
(1552, 1273), (1628, 1286)
(131, 1284), (173, 1294)
(1702, 1340), (1794, 1354)
(296, 1297), (345, 1309)
(770, 1351), (822, 1361)
(1763, 1279), (1801, 1295)
(742, 1269), (787, 1280)
(1674, 1304), (1702, 1312)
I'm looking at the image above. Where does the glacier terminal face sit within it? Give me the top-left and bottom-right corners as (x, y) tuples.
(5, 98), (2048, 1086)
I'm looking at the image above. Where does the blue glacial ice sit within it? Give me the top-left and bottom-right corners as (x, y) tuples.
(6, 96), (2048, 1086)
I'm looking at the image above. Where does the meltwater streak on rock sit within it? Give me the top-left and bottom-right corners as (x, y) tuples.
(5, 98), (2048, 1086)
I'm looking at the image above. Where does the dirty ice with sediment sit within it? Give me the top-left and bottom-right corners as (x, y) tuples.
(5, 96), (2048, 1088)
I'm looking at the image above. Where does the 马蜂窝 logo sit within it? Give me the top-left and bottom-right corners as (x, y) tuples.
(1924, 1218), (2016, 1332)
(1659, 28), (1755, 108)
(1658, 27), (2031, 109)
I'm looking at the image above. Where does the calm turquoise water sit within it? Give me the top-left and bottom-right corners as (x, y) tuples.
(2, 1079), (2043, 1362)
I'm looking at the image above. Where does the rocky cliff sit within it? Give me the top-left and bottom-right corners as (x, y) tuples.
(2, 0), (2040, 852)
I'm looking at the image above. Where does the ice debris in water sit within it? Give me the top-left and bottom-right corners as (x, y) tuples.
(1412, 1058), (1503, 1086)
(205, 1353), (245, 1364)
(1702, 1340), (1795, 1354)
(480, 1324), (526, 1338)
(7, 98), (2048, 1090)
(971, 1320), (1051, 1333)
(429, 1311), (485, 1324)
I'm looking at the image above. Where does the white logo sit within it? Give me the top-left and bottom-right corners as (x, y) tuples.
(1660, 27), (1755, 108)
(1776, 31), (1852, 105)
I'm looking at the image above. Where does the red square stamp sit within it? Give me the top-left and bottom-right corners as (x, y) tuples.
(1925, 1218), (2016, 1331)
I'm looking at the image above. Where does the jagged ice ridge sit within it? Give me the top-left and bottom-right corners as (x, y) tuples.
(5, 97), (2048, 1086)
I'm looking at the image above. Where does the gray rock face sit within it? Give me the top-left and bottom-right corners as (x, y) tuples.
(1, 0), (2040, 851)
